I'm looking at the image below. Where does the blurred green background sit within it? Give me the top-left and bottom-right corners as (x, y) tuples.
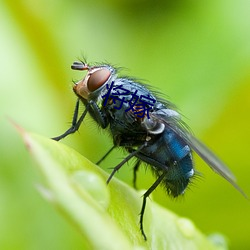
(1, 0), (250, 249)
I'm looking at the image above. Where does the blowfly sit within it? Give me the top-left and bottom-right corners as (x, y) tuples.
(52, 60), (246, 240)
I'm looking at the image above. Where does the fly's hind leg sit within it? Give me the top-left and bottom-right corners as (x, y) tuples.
(140, 172), (166, 240)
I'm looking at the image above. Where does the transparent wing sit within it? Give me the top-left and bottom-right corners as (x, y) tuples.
(150, 111), (247, 198)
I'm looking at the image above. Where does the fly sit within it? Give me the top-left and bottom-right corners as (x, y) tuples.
(52, 60), (247, 240)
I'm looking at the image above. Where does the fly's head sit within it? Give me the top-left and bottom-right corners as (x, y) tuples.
(72, 61), (116, 100)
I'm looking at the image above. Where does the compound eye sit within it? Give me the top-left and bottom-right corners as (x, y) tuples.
(87, 68), (111, 92)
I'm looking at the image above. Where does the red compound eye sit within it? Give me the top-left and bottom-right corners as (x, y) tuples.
(87, 68), (111, 92)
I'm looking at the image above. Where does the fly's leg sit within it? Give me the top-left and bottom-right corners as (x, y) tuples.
(96, 146), (116, 165)
(52, 99), (108, 141)
(140, 172), (167, 240)
(88, 100), (107, 129)
(133, 160), (141, 189)
(52, 99), (88, 141)
(107, 143), (146, 184)
(52, 99), (87, 141)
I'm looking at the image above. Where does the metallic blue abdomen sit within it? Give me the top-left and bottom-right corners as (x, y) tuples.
(136, 128), (194, 197)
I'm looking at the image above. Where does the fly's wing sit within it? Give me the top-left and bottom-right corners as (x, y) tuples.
(182, 132), (248, 198)
(150, 111), (247, 198)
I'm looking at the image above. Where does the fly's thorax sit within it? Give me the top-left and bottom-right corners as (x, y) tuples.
(141, 116), (165, 134)
(103, 79), (158, 116)
(141, 108), (181, 135)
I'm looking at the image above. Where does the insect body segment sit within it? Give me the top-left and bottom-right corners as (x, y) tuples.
(52, 60), (246, 240)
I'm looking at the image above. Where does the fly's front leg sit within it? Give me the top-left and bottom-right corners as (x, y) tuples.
(52, 99), (88, 141)
(88, 100), (108, 129)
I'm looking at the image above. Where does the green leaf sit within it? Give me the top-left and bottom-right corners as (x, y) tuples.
(19, 128), (227, 250)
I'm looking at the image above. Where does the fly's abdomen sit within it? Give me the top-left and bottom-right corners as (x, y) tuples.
(164, 153), (193, 197)
(163, 129), (194, 196)
(137, 128), (194, 197)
